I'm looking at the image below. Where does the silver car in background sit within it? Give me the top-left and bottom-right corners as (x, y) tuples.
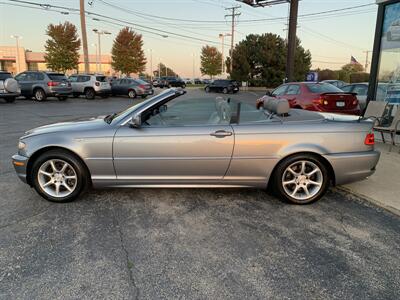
(69, 74), (111, 99)
(12, 89), (380, 204)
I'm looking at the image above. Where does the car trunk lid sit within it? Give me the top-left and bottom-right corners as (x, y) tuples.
(319, 92), (358, 110)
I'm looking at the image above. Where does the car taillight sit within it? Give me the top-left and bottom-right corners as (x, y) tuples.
(47, 81), (60, 87)
(352, 99), (358, 106)
(95, 81), (100, 86)
(364, 133), (375, 145)
(312, 97), (327, 105)
(139, 84), (146, 89)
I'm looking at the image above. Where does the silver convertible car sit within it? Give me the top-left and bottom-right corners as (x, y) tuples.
(12, 89), (380, 204)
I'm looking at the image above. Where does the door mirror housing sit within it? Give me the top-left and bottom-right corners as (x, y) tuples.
(129, 114), (142, 128)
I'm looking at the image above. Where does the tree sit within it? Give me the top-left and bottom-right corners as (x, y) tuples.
(44, 22), (80, 72)
(200, 45), (222, 78)
(318, 69), (339, 81)
(228, 33), (311, 87)
(153, 63), (177, 77)
(112, 27), (146, 75)
(341, 63), (364, 73)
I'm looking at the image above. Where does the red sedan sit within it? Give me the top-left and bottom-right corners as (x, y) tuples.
(259, 82), (361, 115)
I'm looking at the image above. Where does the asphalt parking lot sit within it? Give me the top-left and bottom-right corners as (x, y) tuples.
(1, 89), (400, 299)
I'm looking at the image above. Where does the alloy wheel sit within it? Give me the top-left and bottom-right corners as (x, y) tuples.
(281, 160), (323, 201)
(35, 89), (45, 101)
(37, 159), (78, 198)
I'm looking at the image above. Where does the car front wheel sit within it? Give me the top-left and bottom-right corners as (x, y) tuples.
(85, 88), (95, 100)
(31, 150), (89, 203)
(128, 90), (136, 99)
(272, 154), (329, 204)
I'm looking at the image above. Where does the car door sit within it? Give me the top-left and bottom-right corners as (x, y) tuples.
(15, 72), (31, 96)
(281, 84), (301, 107)
(113, 97), (235, 182)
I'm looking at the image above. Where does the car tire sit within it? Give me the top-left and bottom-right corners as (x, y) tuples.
(205, 87), (210, 93)
(85, 88), (95, 100)
(128, 90), (136, 99)
(31, 150), (89, 203)
(222, 87), (228, 94)
(58, 96), (67, 101)
(5, 97), (16, 103)
(34, 88), (46, 101)
(272, 154), (330, 205)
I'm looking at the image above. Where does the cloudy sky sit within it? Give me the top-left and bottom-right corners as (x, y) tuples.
(0, 0), (378, 77)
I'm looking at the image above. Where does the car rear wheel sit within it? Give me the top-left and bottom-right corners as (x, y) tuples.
(222, 87), (228, 94)
(34, 88), (46, 101)
(128, 90), (136, 99)
(85, 88), (95, 100)
(31, 150), (89, 203)
(5, 97), (16, 103)
(272, 154), (329, 204)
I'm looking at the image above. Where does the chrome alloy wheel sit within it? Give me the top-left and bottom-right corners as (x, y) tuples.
(37, 159), (77, 198)
(282, 160), (323, 201)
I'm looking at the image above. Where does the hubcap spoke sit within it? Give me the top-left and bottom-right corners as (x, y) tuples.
(63, 182), (73, 192)
(39, 170), (53, 177)
(283, 179), (296, 186)
(49, 160), (58, 172)
(308, 180), (322, 187)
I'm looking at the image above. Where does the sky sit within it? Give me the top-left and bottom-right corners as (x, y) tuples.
(0, 0), (378, 77)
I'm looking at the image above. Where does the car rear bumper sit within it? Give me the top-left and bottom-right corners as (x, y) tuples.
(323, 150), (380, 185)
(0, 92), (20, 98)
(12, 154), (29, 184)
(48, 88), (73, 96)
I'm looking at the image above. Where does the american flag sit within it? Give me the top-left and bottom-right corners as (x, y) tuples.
(350, 56), (359, 64)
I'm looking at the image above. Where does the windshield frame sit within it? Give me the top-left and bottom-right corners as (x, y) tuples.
(110, 89), (185, 125)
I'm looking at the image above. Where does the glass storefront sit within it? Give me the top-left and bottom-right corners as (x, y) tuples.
(376, 1), (400, 105)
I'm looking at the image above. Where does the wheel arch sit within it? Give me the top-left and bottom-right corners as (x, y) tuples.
(26, 146), (92, 187)
(267, 151), (336, 190)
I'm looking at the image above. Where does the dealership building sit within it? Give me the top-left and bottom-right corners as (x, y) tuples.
(369, 0), (400, 104)
(0, 46), (113, 75)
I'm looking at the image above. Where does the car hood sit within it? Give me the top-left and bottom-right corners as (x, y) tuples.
(22, 116), (108, 138)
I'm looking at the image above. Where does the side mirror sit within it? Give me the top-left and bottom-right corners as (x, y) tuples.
(266, 90), (273, 96)
(129, 114), (142, 128)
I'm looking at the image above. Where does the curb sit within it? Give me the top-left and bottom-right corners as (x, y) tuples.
(337, 186), (400, 217)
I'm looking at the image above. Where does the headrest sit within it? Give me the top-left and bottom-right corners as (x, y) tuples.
(263, 97), (290, 115)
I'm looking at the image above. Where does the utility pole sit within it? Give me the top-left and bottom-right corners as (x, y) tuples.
(363, 50), (371, 72)
(285, 0), (299, 83)
(148, 49), (153, 80)
(225, 6), (241, 71)
(219, 33), (231, 74)
(80, 0), (90, 73)
(91, 43), (98, 72)
(93, 29), (111, 74)
(192, 53), (195, 79)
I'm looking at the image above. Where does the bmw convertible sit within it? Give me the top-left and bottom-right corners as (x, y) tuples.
(12, 89), (380, 204)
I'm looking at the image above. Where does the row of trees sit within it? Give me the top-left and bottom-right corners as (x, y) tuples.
(45, 22), (312, 85)
(44, 22), (148, 75)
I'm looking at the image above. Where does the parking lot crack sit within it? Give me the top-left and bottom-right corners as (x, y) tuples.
(113, 215), (140, 300)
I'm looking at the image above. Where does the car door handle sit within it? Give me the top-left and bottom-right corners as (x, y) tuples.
(210, 130), (233, 138)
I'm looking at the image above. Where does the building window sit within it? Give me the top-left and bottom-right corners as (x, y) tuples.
(27, 62), (39, 71)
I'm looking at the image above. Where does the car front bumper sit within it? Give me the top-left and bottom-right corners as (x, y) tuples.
(323, 150), (380, 185)
(12, 154), (29, 184)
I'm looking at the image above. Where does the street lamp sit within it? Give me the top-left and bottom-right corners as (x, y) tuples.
(191, 53), (196, 80)
(10, 35), (22, 74)
(219, 33), (231, 75)
(91, 43), (98, 72)
(92, 29), (111, 73)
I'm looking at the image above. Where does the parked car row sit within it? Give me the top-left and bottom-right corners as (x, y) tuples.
(152, 76), (186, 88)
(0, 71), (155, 102)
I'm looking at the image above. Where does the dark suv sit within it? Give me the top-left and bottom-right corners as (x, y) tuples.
(15, 71), (72, 101)
(205, 80), (239, 94)
(159, 76), (186, 88)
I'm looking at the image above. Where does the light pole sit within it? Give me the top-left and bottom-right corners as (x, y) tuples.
(11, 35), (22, 74)
(148, 49), (153, 81)
(91, 43), (98, 72)
(192, 53), (196, 79)
(219, 33), (231, 75)
(93, 29), (111, 73)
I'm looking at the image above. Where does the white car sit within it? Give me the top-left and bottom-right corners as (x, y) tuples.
(388, 20), (400, 41)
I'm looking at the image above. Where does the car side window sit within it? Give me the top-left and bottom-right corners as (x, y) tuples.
(272, 85), (287, 96)
(286, 84), (301, 95)
(35, 73), (45, 80)
(15, 73), (27, 81)
(341, 85), (353, 93)
(69, 76), (78, 82)
(120, 79), (127, 84)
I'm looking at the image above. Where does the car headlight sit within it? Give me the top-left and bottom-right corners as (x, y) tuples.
(18, 141), (26, 150)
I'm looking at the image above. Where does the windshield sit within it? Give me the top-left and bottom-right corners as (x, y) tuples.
(107, 90), (177, 124)
(0, 73), (12, 80)
(48, 73), (67, 81)
(306, 83), (343, 93)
